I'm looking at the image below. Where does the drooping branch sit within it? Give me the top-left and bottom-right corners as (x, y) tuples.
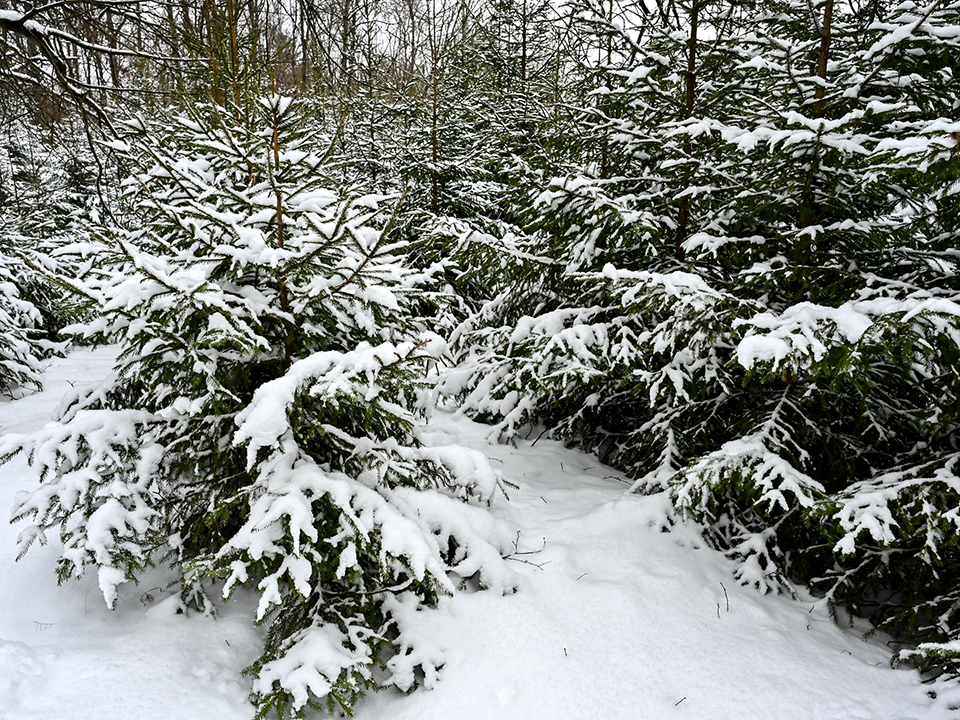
(0, 3), (184, 132)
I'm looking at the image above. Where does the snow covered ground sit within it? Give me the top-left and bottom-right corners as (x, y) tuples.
(0, 347), (956, 720)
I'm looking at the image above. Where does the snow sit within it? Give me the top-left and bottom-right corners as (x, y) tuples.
(735, 301), (876, 369)
(232, 341), (430, 466)
(0, 347), (954, 719)
(0, 348), (260, 720)
(251, 623), (371, 708)
(735, 295), (960, 371)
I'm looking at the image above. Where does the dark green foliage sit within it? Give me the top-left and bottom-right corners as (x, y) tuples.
(443, 0), (960, 680)
(3, 95), (511, 718)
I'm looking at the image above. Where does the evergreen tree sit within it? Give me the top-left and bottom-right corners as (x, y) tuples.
(2, 95), (513, 717)
(442, 0), (960, 679)
(710, 0), (960, 674)
(0, 250), (52, 393)
(440, 0), (751, 467)
(0, 119), (95, 392)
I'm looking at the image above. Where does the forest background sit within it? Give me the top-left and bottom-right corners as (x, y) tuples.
(1, 0), (960, 716)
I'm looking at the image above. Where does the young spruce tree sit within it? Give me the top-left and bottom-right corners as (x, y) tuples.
(443, 0), (960, 681)
(2, 95), (513, 717)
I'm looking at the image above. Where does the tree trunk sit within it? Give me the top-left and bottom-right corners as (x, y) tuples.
(674, 0), (699, 261)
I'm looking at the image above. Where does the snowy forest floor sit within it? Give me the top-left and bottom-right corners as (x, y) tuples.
(0, 347), (957, 720)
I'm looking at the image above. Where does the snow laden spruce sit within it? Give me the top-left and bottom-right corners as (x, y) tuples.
(0, 251), (58, 394)
(0, 95), (515, 718)
(0, 120), (94, 394)
(438, 0), (960, 684)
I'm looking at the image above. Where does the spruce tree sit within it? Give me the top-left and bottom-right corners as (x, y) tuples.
(2, 95), (512, 717)
(443, 0), (960, 679)
(0, 120), (93, 392)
